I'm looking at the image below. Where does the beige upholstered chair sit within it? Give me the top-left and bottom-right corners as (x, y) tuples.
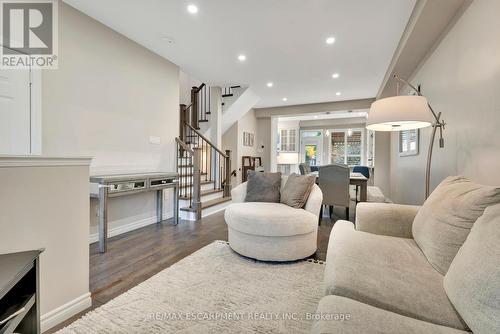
(318, 164), (350, 220)
(225, 176), (323, 262)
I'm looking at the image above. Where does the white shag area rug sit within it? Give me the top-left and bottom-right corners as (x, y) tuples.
(58, 241), (325, 334)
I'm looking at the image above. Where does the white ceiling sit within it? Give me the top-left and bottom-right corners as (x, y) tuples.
(64, 0), (415, 108)
(280, 110), (368, 122)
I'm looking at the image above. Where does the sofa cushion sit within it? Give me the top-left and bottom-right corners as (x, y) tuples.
(245, 171), (281, 203)
(280, 173), (316, 208)
(324, 221), (467, 330)
(412, 176), (500, 274)
(444, 204), (500, 334)
(225, 202), (317, 236)
(312, 295), (469, 334)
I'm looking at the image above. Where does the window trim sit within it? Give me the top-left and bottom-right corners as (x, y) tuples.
(399, 129), (419, 157)
(328, 128), (365, 167)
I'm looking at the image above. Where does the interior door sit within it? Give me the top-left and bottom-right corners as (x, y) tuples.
(300, 130), (323, 166)
(0, 68), (31, 154)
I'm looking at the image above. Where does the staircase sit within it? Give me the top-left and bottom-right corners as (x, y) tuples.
(176, 84), (233, 220)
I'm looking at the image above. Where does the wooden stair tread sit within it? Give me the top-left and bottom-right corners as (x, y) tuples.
(180, 197), (231, 212)
(179, 189), (223, 199)
(178, 172), (207, 177)
(202, 196), (231, 209)
(179, 179), (213, 189)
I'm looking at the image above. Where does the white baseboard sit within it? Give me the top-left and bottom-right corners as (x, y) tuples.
(89, 211), (173, 244)
(41, 292), (92, 332)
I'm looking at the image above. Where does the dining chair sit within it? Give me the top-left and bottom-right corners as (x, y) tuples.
(352, 166), (370, 179)
(318, 164), (350, 220)
(299, 163), (311, 175)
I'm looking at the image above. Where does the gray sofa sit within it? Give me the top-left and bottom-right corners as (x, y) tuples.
(313, 176), (500, 334)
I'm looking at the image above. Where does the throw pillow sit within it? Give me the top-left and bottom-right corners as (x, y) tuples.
(444, 204), (500, 334)
(412, 176), (500, 274)
(245, 171), (281, 203)
(280, 173), (316, 208)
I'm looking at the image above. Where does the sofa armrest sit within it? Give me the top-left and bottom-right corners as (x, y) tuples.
(355, 203), (420, 239)
(304, 184), (323, 218)
(231, 182), (247, 203)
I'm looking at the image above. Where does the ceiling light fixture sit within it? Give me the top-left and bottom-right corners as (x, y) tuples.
(187, 4), (198, 14)
(282, 97), (288, 102)
(326, 37), (335, 45)
(332, 73), (340, 79)
(336, 92), (341, 96)
(314, 115), (318, 119)
(267, 82), (273, 87)
(238, 54), (246, 62)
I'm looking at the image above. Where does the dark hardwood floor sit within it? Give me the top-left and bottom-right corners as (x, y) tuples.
(46, 206), (352, 333)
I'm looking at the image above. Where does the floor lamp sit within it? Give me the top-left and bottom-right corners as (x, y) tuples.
(366, 75), (446, 199)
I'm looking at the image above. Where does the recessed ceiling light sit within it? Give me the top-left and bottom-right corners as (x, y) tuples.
(314, 115), (318, 119)
(282, 97), (288, 102)
(336, 92), (341, 96)
(332, 73), (340, 79)
(326, 37), (336, 45)
(238, 54), (246, 62)
(187, 4), (198, 14)
(267, 82), (273, 87)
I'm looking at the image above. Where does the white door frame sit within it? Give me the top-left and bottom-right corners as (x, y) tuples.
(299, 129), (323, 166)
(30, 69), (42, 155)
(0, 43), (42, 155)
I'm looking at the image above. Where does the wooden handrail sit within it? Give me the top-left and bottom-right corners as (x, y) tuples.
(185, 123), (228, 158)
(175, 137), (194, 154)
(193, 83), (206, 93)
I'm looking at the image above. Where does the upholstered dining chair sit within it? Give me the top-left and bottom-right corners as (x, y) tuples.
(318, 164), (350, 220)
(352, 166), (370, 179)
(299, 163), (311, 175)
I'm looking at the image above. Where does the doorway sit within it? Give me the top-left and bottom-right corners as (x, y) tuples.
(299, 130), (323, 167)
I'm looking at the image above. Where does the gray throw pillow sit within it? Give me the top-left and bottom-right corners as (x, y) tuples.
(245, 171), (281, 203)
(281, 173), (316, 208)
(412, 176), (500, 274)
(444, 204), (500, 334)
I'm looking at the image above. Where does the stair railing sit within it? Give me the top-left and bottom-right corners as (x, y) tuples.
(190, 83), (211, 129)
(176, 123), (232, 220)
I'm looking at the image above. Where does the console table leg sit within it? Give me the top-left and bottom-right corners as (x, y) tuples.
(173, 185), (179, 225)
(156, 189), (164, 223)
(98, 186), (108, 253)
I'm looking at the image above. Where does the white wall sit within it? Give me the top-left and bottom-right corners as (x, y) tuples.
(222, 109), (258, 185)
(179, 70), (202, 106)
(237, 109), (258, 179)
(0, 157), (92, 332)
(390, 0), (500, 204)
(256, 117), (272, 171)
(42, 3), (180, 237)
(222, 122), (238, 184)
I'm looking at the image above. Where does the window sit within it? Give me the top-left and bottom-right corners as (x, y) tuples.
(279, 129), (297, 152)
(399, 129), (419, 156)
(330, 129), (364, 166)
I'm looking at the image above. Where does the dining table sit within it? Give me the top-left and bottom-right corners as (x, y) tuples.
(308, 171), (368, 202)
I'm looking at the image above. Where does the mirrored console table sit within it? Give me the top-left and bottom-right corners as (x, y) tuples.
(90, 172), (179, 253)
